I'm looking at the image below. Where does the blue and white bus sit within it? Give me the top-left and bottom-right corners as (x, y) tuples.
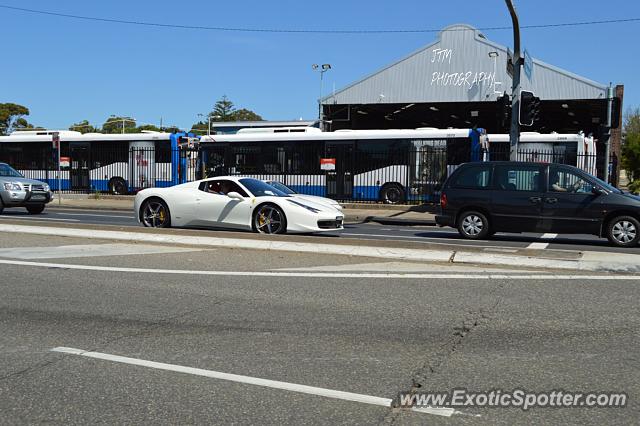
(0, 130), (198, 193)
(197, 127), (597, 203)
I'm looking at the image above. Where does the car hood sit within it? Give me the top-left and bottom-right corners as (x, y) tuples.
(283, 197), (342, 215)
(293, 194), (342, 209)
(0, 177), (48, 186)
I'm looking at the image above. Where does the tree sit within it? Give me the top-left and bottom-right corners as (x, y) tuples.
(190, 96), (263, 134)
(621, 107), (640, 193)
(0, 103), (34, 135)
(69, 120), (99, 134)
(212, 95), (235, 121)
(101, 116), (137, 134)
(231, 108), (263, 121)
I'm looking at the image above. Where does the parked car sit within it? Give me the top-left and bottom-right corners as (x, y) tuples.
(0, 162), (53, 214)
(436, 161), (640, 247)
(263, 180), (343, 211)
(134, 176), (344, 234)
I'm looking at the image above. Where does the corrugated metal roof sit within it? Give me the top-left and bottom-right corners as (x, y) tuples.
(323, 24), (607, 105)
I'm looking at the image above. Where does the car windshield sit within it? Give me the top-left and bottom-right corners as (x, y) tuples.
(0, 164), (23, 178)
(240, 178), (290, 197)
(588, 174), (624, 194)
(267, 181), (296, 194)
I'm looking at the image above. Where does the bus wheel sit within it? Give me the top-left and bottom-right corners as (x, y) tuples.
(380, 184), (405, 204)
(109, 177), (127, 195)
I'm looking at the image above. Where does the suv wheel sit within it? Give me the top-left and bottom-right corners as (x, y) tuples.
(26, 204), (45, 215)
(0, 197), (4, 215)
(606, 216), (640, 247)
(457, 211), (490, 240)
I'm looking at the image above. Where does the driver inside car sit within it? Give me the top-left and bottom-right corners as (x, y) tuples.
(207, 181), (223, 195)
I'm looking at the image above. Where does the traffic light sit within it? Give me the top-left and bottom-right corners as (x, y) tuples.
(496, 92), (511, 129)
(519, 90), (541, 126)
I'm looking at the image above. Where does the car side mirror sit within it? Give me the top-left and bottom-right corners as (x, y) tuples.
(227, 191), (244, 201)
(592, 186), (605, 196)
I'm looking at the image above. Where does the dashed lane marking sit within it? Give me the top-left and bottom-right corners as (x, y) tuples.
(526, 233), (558, 250)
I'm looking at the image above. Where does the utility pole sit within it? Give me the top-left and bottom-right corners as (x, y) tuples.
(604, 83), (614, 183)
(505, 0), (522, 160)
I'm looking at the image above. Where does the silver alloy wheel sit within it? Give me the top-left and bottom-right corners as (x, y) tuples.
(255, 205), (284, 234)
(612, 220), (637, 244)
(461, 214), (484, 236)
(142, 200), (169, 227)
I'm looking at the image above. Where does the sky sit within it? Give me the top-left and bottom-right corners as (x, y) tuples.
(1, 0), (639, 130)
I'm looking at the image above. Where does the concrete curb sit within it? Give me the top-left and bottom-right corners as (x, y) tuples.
(0, 223), (637, 273)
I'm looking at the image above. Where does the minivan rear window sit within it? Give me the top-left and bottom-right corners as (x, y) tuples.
(450, 165), (492, 189)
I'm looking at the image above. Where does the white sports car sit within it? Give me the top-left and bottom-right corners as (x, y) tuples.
(134, 176), (344, 234)
(264, 180), (343, 211)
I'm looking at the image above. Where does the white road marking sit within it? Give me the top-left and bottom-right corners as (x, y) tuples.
(50, 347), (455, 417)
(0, 259), (636, 280)
(0, 243), (203, 260)
(0, 216), (80, 222)
(51, 212), (133, 219)
(526, 233), (558, 250)
(274, 261), (547, 274)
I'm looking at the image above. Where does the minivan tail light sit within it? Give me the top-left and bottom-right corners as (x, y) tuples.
(440, 192), (447, 208)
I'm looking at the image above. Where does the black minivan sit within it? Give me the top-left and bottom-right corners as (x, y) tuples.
(436, 161), (640, 247)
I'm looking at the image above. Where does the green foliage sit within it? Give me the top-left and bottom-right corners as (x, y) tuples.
(69, 120), (99, 133)
(622, 107), (640, 192)
(102, 116), (137, 134)
(627, 179), (640, 195)
(190, 96), (263, 134)
(0, 103), (35, 135)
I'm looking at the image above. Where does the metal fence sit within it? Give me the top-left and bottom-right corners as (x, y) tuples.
(1, 145), (607, 203)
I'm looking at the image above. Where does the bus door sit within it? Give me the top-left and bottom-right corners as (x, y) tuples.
(325, 141), (354, 199)
(69, 142), (90, 191)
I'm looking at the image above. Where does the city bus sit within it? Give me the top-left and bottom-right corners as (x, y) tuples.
(197, 128), (597, 203)
(0, 130), (198, 193)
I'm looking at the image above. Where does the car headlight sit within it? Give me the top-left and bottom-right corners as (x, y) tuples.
(3, 182), (23, 191)
(287, 199), (321, 213)
(43, 184), (50, 192)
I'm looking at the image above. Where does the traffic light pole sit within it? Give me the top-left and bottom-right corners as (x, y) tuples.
(505, 0), (522, 161)
(604, 84), (613, 183)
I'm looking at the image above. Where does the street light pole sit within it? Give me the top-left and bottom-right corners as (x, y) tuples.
(313, 64), (331, 130)
(505, 0), (522, 160)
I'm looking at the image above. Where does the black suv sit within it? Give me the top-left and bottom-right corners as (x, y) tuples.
(436, 161), (640, 247)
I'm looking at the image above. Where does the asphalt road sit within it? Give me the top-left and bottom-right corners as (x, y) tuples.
(0, 206), (637, 255)
(0, 233), (637, 424)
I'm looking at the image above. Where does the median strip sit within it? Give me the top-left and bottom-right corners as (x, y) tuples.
(0, 223), (637, 273)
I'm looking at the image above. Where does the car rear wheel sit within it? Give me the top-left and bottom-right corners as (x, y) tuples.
(26, 204), (45, 214)
(606, 216), (640, 247)
(457, 211), (490, 240)
(253, 204), (287, 234)
(141, 199), (171, 228)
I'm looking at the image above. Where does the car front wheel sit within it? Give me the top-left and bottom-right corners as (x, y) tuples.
(457, 211), (490, 240)
(253, 204), (286, 234)
(606, 216), (640, 247)
(141, 199), (171, 228)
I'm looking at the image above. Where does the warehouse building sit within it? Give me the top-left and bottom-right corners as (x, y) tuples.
(322, 24), (624, 182)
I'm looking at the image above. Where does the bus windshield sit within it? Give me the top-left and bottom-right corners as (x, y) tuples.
(0, 163), (23, 178)
(240, 178), (290, 197)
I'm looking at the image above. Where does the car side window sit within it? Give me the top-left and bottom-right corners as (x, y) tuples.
(200, 180), (249, 197)
(494, 165), (542, 192)
(450, 166), (492, 189)
(548, 166), (593, 194)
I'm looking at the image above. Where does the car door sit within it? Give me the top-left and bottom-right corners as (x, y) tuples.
(541, 165), (604, 234)
(490, 163), (545, 232)
(195, 179), (251, 229)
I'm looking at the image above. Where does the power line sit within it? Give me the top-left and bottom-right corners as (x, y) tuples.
(1, 4), (639, 34)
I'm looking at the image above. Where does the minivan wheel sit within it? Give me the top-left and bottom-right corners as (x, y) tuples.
(606, 216), (640, 247)
(457, 211), (490, 240)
